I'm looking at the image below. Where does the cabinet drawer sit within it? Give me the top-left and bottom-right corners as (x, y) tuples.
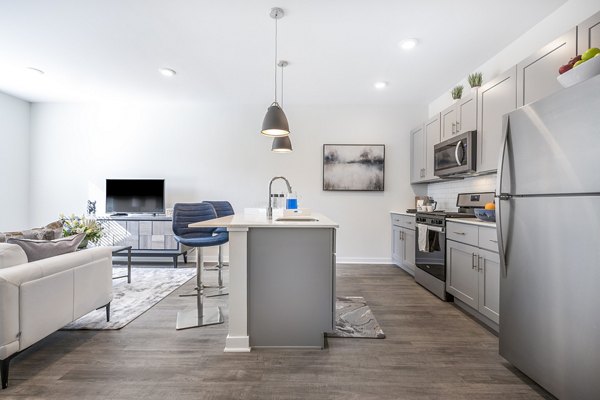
(447, 222), (478, 246)
(478, 227), (499, 253)
(391, 214), (415, 230)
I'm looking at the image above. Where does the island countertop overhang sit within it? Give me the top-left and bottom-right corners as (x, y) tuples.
(188, 212), (338, 229)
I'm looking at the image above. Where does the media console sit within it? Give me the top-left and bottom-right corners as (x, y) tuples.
(96, 215), (187, 267)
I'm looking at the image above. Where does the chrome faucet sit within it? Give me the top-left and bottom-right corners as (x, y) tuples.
(267, 176), (293, 219)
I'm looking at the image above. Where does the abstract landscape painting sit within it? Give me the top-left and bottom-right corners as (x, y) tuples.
(323, 144), (385, 191)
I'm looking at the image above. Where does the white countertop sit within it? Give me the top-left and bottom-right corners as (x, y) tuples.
(390, 211), (416, 217)
(448, 218), (496, 228)
(189, 209), (338, 229)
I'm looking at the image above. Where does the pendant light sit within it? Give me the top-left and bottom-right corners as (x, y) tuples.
(261, 7), (290, 137)
(272, 60), (293, 153)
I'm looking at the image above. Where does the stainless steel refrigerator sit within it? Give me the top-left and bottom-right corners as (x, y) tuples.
(497, 75), (600, 399)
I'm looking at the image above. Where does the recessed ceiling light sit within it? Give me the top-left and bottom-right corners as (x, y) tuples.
(399, 38), (418, 50)
(26, 67), (44, 75)
(374, 81), (388, 90)
(159, 68), (176, 77)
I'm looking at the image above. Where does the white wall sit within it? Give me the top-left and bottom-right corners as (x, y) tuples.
(29, 102), (425, 262)
(428, 0), (600, 116)
(0, 91), (30, 231)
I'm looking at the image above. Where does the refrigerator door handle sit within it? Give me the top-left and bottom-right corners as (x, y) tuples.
(496, 115), (510, 278)
(454, 140), (463, 165)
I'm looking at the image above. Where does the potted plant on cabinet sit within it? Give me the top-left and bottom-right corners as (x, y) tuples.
(451, 85), (463, 101)
(468, 72), (483, 92)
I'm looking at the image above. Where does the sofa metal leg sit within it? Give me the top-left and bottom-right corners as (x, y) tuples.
(106, 302), (111, 322)
(2, 356), (13, 389)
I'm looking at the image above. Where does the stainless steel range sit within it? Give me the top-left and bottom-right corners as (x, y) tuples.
(414, 192), (495, 300)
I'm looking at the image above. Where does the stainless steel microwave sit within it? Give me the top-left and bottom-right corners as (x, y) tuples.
(433, 131), (477, 177)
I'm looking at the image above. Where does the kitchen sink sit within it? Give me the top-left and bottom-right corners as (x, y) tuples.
(275, 216), (319, 222)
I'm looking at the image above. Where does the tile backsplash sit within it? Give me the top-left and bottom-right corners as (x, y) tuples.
(427, 174), (497, 211)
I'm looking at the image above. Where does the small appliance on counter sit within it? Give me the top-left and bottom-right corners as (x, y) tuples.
(413, 192), (495, 301)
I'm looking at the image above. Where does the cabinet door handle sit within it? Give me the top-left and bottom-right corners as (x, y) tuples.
(478, 255), (484, 272)
(452, 122), (456, 134)
(456, 121), (461, 132)
(489, 239), (498, 243)
(406, 221), (412, 225)
(472, 253), (477, 269)
(453, 231), (466, 235)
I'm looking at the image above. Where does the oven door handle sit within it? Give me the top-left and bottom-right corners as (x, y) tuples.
(417, 223), (445, 233)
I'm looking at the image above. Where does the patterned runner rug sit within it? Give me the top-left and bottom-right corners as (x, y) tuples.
(62, 267), (196, 330)
(328, 296), (385, 339)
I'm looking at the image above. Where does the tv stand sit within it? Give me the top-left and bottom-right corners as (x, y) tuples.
(96, 215), (187, 267)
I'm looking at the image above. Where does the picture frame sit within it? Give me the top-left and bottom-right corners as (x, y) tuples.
(323, 144), (385, 191)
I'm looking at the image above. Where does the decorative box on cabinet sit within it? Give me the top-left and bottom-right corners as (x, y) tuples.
(477, 66), (517, 173)
(97, 215), (187, 267)
(517, 28), (577, 107)
(446, 222), (499, 331)
(577, 11), (600, 55)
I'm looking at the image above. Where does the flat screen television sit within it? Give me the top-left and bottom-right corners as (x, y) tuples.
(106, 179), (165, 215)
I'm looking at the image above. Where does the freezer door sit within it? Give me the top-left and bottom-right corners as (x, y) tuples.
(498, 195), (600, 400)
(499, 74), (600, 196)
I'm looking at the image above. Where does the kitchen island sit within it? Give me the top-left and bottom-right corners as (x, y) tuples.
(190, 210), (338, 352)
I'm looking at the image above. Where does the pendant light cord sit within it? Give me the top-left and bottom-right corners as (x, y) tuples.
(281, 63), (284, 107)
(274, 16), (278, 104)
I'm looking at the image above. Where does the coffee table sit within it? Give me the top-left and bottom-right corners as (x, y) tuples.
(110, 245), (132, 283)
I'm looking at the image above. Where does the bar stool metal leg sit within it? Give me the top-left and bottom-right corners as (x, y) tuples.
(176, 247), (223, 330)
(207, 245), (228, 297)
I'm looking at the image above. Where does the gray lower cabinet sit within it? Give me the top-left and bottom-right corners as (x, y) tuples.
(446, 223), (500, 329)
(391, 214), (416, 276)
(248, 227), (335, 348)
(517, 28), (577, 107)
(577, 10), (600, 55)
(477, 66), (517, 173)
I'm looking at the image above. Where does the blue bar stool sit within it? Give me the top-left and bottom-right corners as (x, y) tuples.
(203, 201), (234, 297)
(172, 203), (226, 330)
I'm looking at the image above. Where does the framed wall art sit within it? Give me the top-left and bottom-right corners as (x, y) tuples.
(323, 144), (385, 191)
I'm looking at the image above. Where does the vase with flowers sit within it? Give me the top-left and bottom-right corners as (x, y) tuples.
(60, 214), (103, 248)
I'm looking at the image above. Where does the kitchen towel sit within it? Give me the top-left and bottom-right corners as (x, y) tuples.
(417, 223), (429, 252)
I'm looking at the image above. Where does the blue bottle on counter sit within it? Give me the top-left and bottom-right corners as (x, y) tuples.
(286, 193), (298, 210)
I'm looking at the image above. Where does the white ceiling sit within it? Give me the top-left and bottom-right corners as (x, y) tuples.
(0, 0), (567, 105)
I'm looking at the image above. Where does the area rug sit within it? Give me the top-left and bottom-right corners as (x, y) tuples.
(328, 296), (385, 339)
(62, 267), (196, 330)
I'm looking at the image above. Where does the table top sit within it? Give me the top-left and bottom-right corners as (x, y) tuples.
(189, 211), (338, 229)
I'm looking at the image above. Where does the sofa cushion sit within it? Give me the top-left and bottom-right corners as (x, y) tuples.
(0, 220), (64, 243)
(7, 233), (85, 262)
(0, 243), (28, 269)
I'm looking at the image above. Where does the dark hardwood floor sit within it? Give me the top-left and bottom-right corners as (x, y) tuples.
(3, 264), (553, 399)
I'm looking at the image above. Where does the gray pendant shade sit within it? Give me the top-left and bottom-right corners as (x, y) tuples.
(261, 102), (289, 137)
(271, 134), (293, 153)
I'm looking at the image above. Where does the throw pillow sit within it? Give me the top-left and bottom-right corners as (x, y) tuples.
(7, 233), (85, 262)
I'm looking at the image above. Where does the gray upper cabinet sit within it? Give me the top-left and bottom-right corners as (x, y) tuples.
(517, 28), (576, 107)
(440, 91), (477, 142)
(477, 66), (517, 173)
(423, 113), (441, 181)
(410, 125), (425, 183)
(440, 105), (457, 142)
(577, 10), (600, 55)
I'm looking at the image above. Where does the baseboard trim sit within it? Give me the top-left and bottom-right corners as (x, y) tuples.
(336, 257), (394, 265)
